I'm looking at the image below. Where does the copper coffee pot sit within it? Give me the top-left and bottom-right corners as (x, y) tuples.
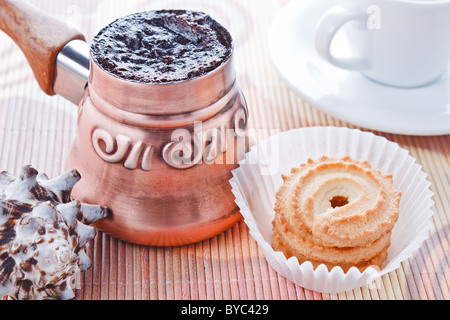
(0, 0), (249, 246)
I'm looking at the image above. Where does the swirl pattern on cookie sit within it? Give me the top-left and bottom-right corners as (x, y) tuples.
(272, 156), (401, 272)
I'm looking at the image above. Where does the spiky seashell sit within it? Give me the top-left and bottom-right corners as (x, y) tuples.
(0, 165), (110, 300)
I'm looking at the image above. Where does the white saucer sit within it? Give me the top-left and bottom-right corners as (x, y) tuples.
(268, 0), (450, 136)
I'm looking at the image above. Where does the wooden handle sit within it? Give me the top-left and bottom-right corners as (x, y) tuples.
(0, 0), (85, 95)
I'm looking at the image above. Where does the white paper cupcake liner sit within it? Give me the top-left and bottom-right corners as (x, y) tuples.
(229, 126), (434, 293)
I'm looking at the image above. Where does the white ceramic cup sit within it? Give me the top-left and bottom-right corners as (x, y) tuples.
(315, 0), (450, 88)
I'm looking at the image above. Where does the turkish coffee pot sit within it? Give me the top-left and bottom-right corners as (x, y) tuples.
(0, 0), (249, 246)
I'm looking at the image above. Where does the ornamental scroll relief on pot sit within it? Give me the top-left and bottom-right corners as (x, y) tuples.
(91, 104), (248, 171)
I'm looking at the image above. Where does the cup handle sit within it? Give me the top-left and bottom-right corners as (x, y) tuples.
(315, 5), (369, 70)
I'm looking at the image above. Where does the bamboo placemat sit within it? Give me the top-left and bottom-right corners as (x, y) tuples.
(0, 0), (448, 300)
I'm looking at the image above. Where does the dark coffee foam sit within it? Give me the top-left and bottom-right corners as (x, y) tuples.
(90, 10), (233, 83)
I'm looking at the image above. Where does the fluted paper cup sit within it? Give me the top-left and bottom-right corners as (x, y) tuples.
(229, 126), (434, 293)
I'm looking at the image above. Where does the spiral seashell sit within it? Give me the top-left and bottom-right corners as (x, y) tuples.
(0, 165), (110, 300)
(272, 156), (401, 272)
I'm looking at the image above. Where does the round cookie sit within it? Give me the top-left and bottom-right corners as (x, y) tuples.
(272, 156), (401, 272)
